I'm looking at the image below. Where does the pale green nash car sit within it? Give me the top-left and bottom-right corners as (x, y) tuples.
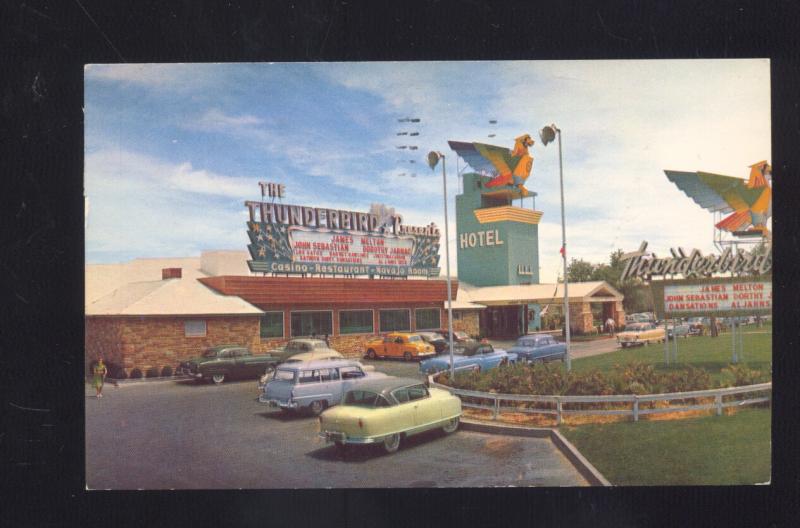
(318, 377), (462, 454)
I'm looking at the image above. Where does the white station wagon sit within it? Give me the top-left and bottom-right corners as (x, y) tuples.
(258, 359), (388, 416)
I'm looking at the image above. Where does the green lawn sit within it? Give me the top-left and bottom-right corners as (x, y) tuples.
(571, 327), (772, 383)
(561, 407), (771, 485)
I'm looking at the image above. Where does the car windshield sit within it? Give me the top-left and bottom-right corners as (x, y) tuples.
(517, 338), (536, 347)
(408, 335), (421, 342)
(273, 369), (295, 381)
(449, 345), (468, 356)
(623, 324), (641, 331)
(202, 348), (221, 358)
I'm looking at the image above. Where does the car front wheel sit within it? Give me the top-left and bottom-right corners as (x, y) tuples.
(442, 417), (459, 434)
(211, 373), (225, 384)
(403, 351), (412, 362)
(367, 349), (377, 359)
(383, 433), (401, 453)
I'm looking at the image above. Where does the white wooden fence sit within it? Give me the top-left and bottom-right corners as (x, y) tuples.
(428, 375), (771, 424)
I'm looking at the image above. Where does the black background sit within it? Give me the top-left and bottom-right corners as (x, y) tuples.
(1, 1), (799, 526)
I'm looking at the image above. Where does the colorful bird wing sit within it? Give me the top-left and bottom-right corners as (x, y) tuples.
(665, 170), (746, 213)
(448, 140), (515, 176)
(695, 171), (767, 210)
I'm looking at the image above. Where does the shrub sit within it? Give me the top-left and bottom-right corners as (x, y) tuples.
(145, 367), (161, 378)
(161, 365), (173, 377)
(719, 365), (768, 387)
(130, 368), (143, 379)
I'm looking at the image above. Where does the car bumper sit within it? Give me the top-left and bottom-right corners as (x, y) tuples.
(319, 431), (378, 444)
(258, 394), (298, 409)
(178, 367), (203, 379)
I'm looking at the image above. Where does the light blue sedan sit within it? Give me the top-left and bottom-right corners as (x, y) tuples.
(507, 335), (567, 363)
(419, 342), (517, 375)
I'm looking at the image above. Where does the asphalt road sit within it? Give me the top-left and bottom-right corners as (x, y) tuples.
(86, 368), (587, 489)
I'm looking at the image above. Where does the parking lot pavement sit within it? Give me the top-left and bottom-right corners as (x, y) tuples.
(86, 378), (588, 489)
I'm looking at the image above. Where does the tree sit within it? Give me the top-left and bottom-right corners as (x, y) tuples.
(567, 258), (595, 283)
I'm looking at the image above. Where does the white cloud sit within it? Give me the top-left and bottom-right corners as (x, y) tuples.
(85, 64), (211, 90)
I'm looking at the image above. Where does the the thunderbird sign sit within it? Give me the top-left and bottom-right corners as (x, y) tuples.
(244, 184), (440, 277)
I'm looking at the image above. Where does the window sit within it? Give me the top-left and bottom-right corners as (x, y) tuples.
(375, 395), (391, 408)
(415, 308), (441, 330)
(379, 309), (410, 332)
(274, 369), (295, 381)
(407, 385), (429, 401)
(339, 310), (373, 334)
(339, 366), (365, 379)
(344, 390), (379, 407)
(392, 388), (410, 403)
(260, 312), (284, 338)
(184, 320), (206, 337)
(319, 368), (339, 381)
(290, 311), (333, 337)
(298, 370), (320, 384)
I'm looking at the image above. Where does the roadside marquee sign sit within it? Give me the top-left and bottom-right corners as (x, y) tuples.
(650, 276), (772, 319)
(244, 183), (441, 277)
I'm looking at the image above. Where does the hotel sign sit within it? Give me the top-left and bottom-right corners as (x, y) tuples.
(620, 241), (772, 281)
(651, 277), (772, 318)
(244, 183), (441, 277)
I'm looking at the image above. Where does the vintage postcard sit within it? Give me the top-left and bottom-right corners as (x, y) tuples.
(84, 60), (771, 488)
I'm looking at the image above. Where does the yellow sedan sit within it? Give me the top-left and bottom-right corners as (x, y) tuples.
(364, 332), (436, 361)
(617, 322), (665, 348)
(319, 377), (461, 454)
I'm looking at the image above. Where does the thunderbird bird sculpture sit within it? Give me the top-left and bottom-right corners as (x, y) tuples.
(448, 134), (535, 197)
(664, 161), (772, 236)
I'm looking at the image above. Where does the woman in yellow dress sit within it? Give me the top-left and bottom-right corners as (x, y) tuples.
(93, 358), (107, 398)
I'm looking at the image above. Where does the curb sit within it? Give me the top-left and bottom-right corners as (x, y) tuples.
(97, 376), (195, 387)
(460, 418), (611, 487)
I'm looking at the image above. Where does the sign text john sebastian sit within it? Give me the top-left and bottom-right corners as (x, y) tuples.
(244, 183), (441, 277)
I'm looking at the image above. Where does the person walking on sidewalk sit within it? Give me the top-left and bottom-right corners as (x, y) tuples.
(93, 358), (108, 398)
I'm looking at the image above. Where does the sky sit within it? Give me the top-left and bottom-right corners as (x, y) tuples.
(84, 60), (771, 283)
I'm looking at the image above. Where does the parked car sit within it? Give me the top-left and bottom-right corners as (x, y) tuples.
(666, 323), (691, 339)
(417, 331), (448, 354)
(258, 359), (388, 415)
(507, 334), (567, 363)
(178, 345), (281, 384)
(267, 338), (340, 363)
(686, 317), (706, 336)
(616, 323), (665, 348)
(438, 329), (475, 345)
(364, 332), (436, 361)
(418, 342), (517, 375)
(319, 377), (461, 454)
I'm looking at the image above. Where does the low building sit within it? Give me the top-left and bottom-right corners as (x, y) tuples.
(85, 251), (458, 377)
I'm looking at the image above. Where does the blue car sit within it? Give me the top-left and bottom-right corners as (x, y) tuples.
(507, 334), (567, 363)
(419, 342), (517, 375)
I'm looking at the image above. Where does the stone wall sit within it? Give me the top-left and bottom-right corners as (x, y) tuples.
(451, 310), (480, 337)
(86, 315), (269, 376)
(568, 302), (595, 335)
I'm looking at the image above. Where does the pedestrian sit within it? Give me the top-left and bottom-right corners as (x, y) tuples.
(324, 333), (330, 347)
(605, 317), (615, 336)
(93, 357), (108, 398)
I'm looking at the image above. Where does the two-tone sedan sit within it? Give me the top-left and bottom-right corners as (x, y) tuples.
(507, 334), (567, 363)
(178, 345), (281, 384)
(319, 377), (461, 454)
(616, 322), (665, 348)
(418, 342), (517, 375)
(364, 332), (436, 361)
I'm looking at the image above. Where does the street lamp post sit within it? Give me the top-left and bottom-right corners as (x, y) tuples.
(428, 151), (456, 379)
(540, 124), (571, 371)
